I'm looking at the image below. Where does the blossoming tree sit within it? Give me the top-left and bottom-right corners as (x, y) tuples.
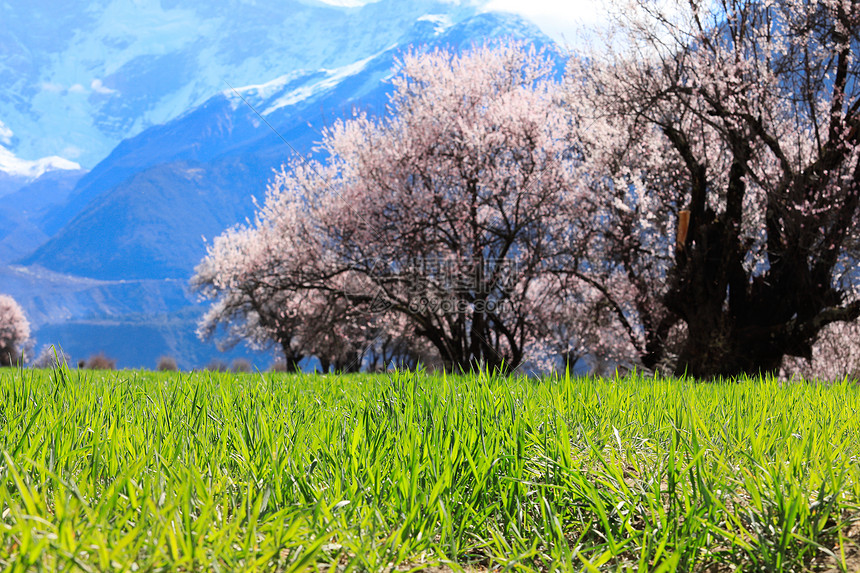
(565, 0), (860, 377)
(194, 43), (588, 372)
(0, 294), (31, 366)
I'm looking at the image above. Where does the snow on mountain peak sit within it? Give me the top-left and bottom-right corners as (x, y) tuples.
(0, 146), (81, 179)
(264, 49), (391, 115)
(225, 47), (393, 117)
(0, 119), (80, 178)
(228, 70), (309, 102)
(417, 14), (453, 34)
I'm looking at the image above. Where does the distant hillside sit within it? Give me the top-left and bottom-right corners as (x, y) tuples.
(0, 169), (85, 263)
(22, 12), (553, 282)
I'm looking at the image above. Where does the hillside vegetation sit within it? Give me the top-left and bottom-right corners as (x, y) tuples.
(1, 368), (859, 571)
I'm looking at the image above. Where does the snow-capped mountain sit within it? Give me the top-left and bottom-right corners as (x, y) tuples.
(0, 0), (480, 171)
(3, 1), (557, 369)
(0, 118), (81, 200)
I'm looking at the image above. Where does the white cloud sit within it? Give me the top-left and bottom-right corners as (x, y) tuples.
(41, 82), (66, 93)
(61, 145), (84, 160)
(0, 120), (13, 146)
(483, 0), (607, 45)
(91, 79), (119, 95)
(314, 0), (378, 6)
(69, 83), (87, 94)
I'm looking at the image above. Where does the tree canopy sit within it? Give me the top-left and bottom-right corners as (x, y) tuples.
(0, 294), (31, 367)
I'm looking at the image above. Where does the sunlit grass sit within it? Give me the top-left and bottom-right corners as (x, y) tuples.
(1, 366), (859, 571)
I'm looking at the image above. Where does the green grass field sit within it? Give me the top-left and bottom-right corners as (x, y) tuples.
(1, 367), (859, 572)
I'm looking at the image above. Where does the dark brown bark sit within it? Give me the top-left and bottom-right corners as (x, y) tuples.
(279, 342), (303, 373)
(626, 2), (860, 379)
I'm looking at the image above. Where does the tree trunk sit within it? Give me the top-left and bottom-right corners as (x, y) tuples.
(279, 342), (303, 373)
(665, 208), (859, 379)
(318, 356), (331, 374)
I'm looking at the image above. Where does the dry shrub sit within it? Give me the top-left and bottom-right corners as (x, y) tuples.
(269, 359), (289, 372)
(32, 345), (70, 369)
(781, 319), (860, 382)
(157, 355), (178, 371)
(205, 359), (228, 372)
(231, 358), (252, 373)
(84, 353), (116, 370)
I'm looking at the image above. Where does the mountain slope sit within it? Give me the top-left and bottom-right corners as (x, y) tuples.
(0, 169), (86, 263)
(24, 12), (553, 280)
